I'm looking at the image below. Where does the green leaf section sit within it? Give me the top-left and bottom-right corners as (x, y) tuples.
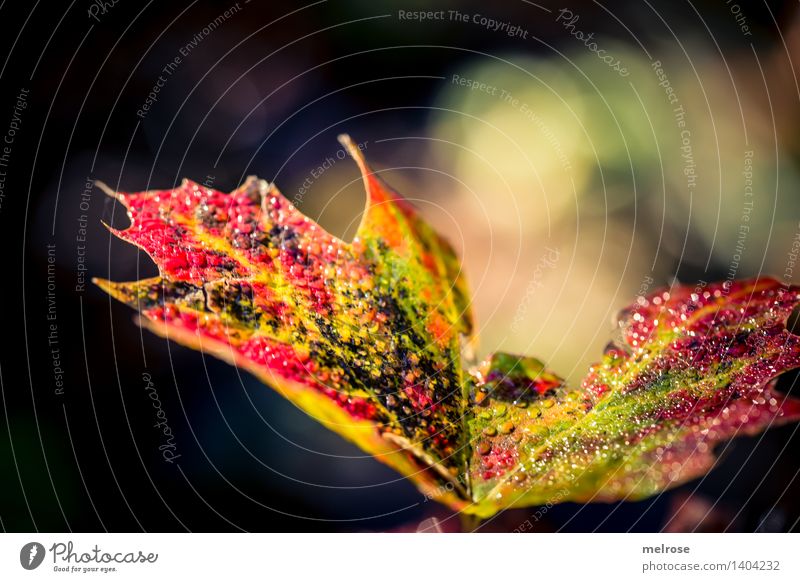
(465, 279), (800, 517)
(96, 137), (800, 518)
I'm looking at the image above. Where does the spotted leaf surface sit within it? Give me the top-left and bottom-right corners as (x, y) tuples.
(95, 136), (474, 506)
(96, 137), (800, 520)
(465, 279), (800, 518)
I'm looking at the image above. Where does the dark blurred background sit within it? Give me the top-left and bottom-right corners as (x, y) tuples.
(1, 0), (800, 532)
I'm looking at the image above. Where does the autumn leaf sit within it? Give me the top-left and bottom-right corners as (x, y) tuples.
(466, 279), (800, 517)
(95, 135), (474, 508)
(95, 136), (800, 519)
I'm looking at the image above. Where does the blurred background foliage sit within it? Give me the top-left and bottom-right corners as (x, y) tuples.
(3, 0), (800, 532)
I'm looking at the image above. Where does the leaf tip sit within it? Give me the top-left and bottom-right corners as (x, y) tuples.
(338, 133), (369, 175)
(94, 180), (123, 202)
(336, 132), (354, 149)
(337, 134), (417, 235)
(92, 277), (117, 298)
(98, 219), (124, 237)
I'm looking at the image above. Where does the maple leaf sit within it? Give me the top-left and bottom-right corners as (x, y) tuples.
(95, 135), (474, 508)
(95, 136), (800, 520)
(465, 280), (800, 517)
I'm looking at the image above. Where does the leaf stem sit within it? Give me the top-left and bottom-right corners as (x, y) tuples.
(459, 512), (483, 532)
